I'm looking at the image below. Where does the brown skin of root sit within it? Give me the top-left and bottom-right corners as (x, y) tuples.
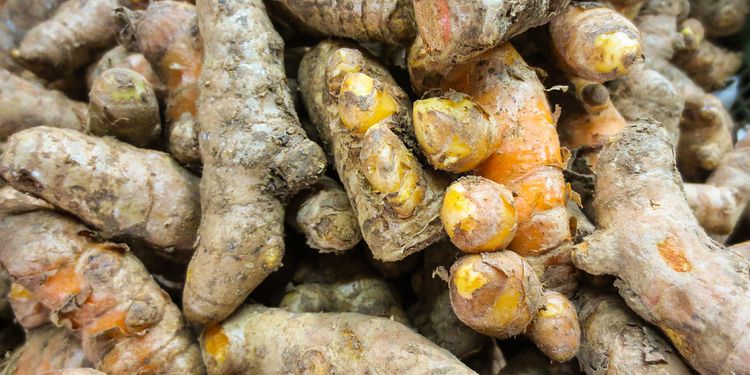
(15, 0), (145, 80)
(678, 92), (735, 181)
(550, 4), (643, 83)
(689, 0), (749, 37)
(287, 177), (362, 253)
(9, 283), (50, 329)
(184, 0), (326, 325)
(575, 290), (692, 375)
(0, 69), (87, 141)
(526, 291), (581, 362)
(299, 41), (446, 262)
(437, 43), (571, 256)
(408, 241), (486, 359)
(86, 46), (165, 100)
(500, 348), (580, 375)
(729, 241), (750, 260)
(449, 251), (543, 339)
(118, 1), (203, 166)
(412, 0), (570, 74)
(201, 305), (474, 375)
(0, 210), (204, 374)
(88, 68), (161, 147)
(279, 278), (409, 326)
(441, 176), (517, 254)
(268, 0), (415, 45)
(677, 18), (705, 52)
(684, 141), (750, 241)
(0, 185), (52, 217)
(40, 370), (106, 375)
(3, 326), (90, 375)
(571, 119), (750, 375)
(672, 39), (742, 91)
(607, 64), (683, 146)
(0, 127), (200, 261)
(0, 0), (65, 73)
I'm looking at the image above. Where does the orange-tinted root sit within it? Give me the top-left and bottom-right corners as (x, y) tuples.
(550, 4), (643, 82)
(449, 251), (542, 339)
(441, 176), (517, 253)
(526, 291), (580, 362)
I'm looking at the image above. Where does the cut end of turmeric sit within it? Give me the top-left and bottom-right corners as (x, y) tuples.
(204, 324), (230, 365)
(338, 73), (399, 134)
(592, 31), (642, 76)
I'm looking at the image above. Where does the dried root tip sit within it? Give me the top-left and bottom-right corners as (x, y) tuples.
(338, 72), (399, 134)
(325, 48), (366, 96)
(678, 19), (705, 52)
(441, 176), (517, 253)
(360, 123), (425, 218)
(573, 79), (611, 113)
(551, 4), (643, 82)
(449, 251), (542, 338)
(291, 177), (362, 253)
(88, 68), (161, 147)
(526, 291), (581, 362)
(413, 93), (499, 173)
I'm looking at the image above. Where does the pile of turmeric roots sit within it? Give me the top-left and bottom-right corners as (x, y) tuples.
(0, 0), (749, 374)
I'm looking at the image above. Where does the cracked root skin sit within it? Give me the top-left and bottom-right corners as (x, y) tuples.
(299, 41), (446, 262)
(269, 0), (416, 45)
(413, 0), (570, 71)
(0, 210), (204, 375)
(0, 127), (201, 261)
(0, 69), (87, 142)
(689, 0), (749, 37)
(118, 1), (203, 166)
(575, 290), (692, 375)
(184, 0), (326, 325)
(571, 119), (750, 375)
(3, 325), (90, 375)
(200, 305), (474, 375)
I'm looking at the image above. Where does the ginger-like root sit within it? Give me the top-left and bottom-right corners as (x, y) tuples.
(88, 68), (161, 147)
(435, 43), (571, 256)
(412, 0), (570, 77)
(184, 0), (326, 325)
(2, 325), (91, 375)
(550, 3), (643, 83)
(409, 242), (486, 359)
(689, 0), (749, 37)
(201, 305), (474, 374)
(0, 127), (200, 261)
(575, 289), (692, 374)
(0, 69), (87, 141)
(9, 282), (50, 330)
(0, 210), (204, 374)
(299, 41), (446, 262)
(672, 38), (743, 91)
(526, 291), (580, 362)
(14, 0), (144, 79)
(441, 176), (517, 253)
(86, 46), (165, 100)
(0, 185), (53, 217)
(268, 0), (415, 45)
(0, 0), (65, 73)
(118, 1), (203, 166)
(413, 92), (499, 173)
(684, 140), (750, 241)
(449, 251), (543, 339)
(608, 64), (683, 146)
(571, 119), (750, 375)
(287, 177), (361, 253)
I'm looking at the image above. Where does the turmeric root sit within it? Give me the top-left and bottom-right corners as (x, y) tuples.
(526, 291), (581, 362)
(299, 41), (446, 262)
(2, 325), (91, 375)
(441, 176), (518, 254)
(86, 46), (165, 100)
(575, 289), (692, 375)
(0, 127), (201, 261)
(9, 282), (49, 329)
(689, 0), (749, 37)
(412, 0), (570, 74)
(684, 139), (750, 241)
(118, 1), (203, 166)
(500, 348), (580, 375)
(200, 305), (474, 374)
(268, 0), (416, 45)
(0, 69), (87, 142)
(88, 68), (161, 147)
(287, 177), (361, 253)
(0, 185), (53, 217)
(41, 370), (105, 375)
(184, 0), (326, 325)
(14, 0), (145, 79)
(672, 38), (743, 91)
(0, 0), (65, 73)
(550, 3), (643, 83)
(0, 210), (204, 374)
(571, 119), (750, 374)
